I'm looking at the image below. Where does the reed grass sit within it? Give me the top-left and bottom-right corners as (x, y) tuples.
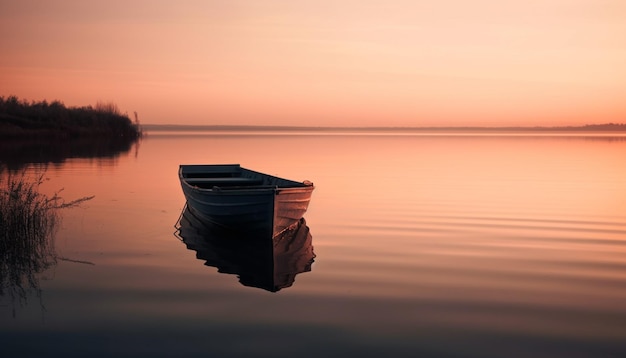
(0, 169), (93, 314)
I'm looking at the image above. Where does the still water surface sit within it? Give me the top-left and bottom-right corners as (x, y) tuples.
(2, 131), (626, 357)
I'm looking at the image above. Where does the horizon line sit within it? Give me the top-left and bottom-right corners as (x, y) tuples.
(141, 123), (626, 132)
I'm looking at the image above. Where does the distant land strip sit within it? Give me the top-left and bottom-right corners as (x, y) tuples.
(142, 123), (626, 133)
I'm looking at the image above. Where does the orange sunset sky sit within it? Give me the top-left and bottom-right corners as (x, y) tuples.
(1, 0), (625, 127)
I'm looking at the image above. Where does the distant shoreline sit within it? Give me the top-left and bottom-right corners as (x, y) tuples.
(142, 123), (626, 133)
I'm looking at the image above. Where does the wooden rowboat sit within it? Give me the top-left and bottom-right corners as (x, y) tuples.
(178, 164), (314, 237)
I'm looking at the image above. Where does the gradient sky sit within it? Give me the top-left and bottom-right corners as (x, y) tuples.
(1, 0), (625, 127)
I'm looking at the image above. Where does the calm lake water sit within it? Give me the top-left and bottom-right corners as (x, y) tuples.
(2, 130), (626, 357)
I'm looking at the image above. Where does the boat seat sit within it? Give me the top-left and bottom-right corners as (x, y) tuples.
(185, 177), (264, 186)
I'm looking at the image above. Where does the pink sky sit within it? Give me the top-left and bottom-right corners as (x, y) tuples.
(1, 0), (625, 127)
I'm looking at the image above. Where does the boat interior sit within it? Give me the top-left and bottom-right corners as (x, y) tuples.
(181, 164), (308, 189)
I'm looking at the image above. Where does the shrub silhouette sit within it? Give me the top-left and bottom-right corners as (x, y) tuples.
(0, 96), (143, 139)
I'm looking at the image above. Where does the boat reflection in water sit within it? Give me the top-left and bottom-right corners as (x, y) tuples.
(174, 204), (315, 292)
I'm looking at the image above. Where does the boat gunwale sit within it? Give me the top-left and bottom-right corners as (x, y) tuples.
(178, 164), (315, 192)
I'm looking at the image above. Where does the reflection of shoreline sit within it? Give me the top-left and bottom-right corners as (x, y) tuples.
(175, 205), (315, 292)
(0, 136), (141, 171)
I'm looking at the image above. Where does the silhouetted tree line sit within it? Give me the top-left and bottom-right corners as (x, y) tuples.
(0, 96), (143, 139)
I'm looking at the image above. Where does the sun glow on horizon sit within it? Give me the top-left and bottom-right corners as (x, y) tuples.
(1, 0), (625, 127)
